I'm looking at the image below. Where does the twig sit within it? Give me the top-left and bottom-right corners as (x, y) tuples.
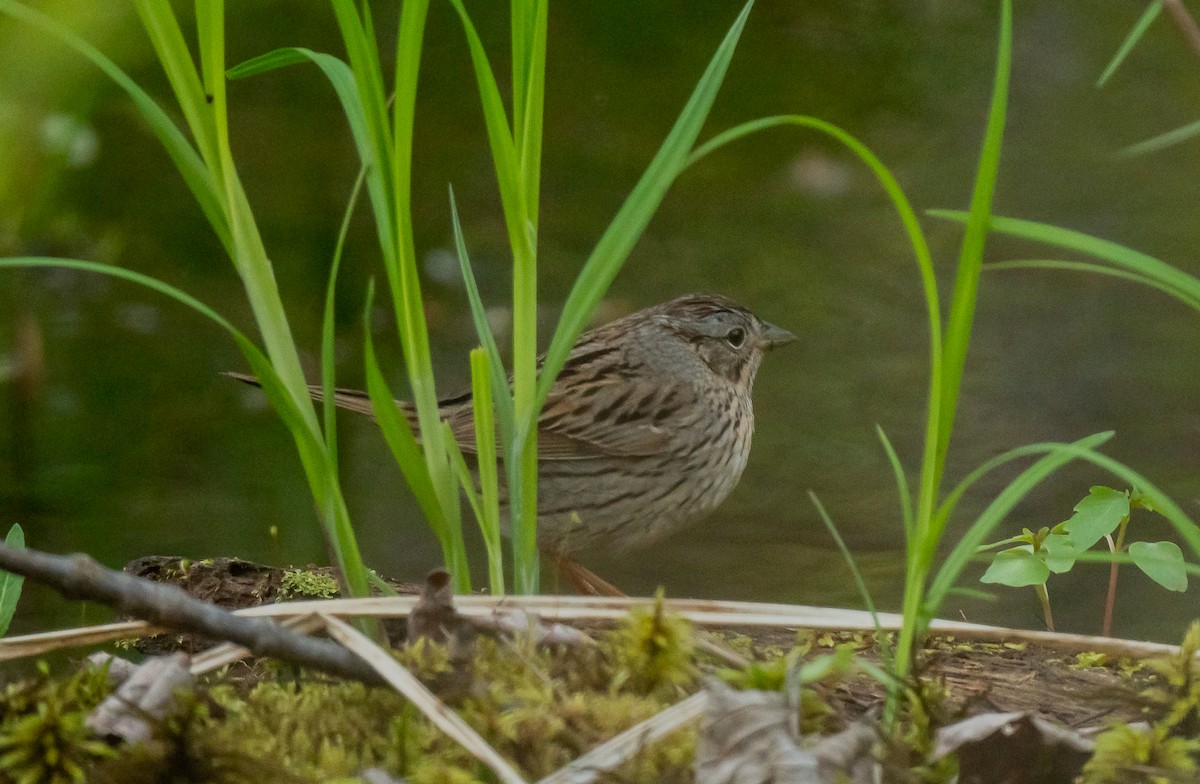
(1163, 0), (1200, 60)
(0, 544), (384, 685)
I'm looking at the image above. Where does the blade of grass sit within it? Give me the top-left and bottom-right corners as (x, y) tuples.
(513, 0), (547, 224)
(988, 259), (1200, 312)
(935, 0), (1011, 495)
(1118, 117), (1200, 158)
(445, 0), (539, 592)
(933, 433), (1114, 537)
(808, 493), (882, 634)
(876, 425), (915, 543)
(890, 0), (1013, 705)
(1097, 1), (1163, 87)
(360, 284), (469, 592)
(1070, 550), (1200, 579)
(321, 165), (369, 464)
(469, 349), (504, 596)
(449, 187), (514, 444)
(228, 47), (396, 273)
(437, 423), (471, 589)
(930, 212), (1200, 303)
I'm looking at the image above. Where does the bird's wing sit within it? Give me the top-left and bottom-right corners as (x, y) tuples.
(434, 374), (680, 461)
(527, 375), (682, 459)
(275, 334), (682, 460)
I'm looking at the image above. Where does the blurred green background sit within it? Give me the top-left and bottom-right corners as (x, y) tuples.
(1, 1), (1198, 640)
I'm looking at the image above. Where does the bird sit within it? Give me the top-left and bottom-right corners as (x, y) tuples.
(231, 293), (795, 594)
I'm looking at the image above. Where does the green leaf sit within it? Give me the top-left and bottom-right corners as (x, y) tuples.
(1128, 540), (1188, 592)
(809, 492), (882, 637)
(1096, 1), (1162, 88)
(360, 285), (467, 590)
(928, 213), (1200, 308)
(1064, 486), (1130, 551)
(875, 425), (914, 544)
(1042, 534), (1077, 574)
(1118, 118), (1200, 159)
(985, 259), (1200, 313)
(469, 348), (504, 595)
(226, 48), (311, 78)
(927, 432), (1112, 613)
(980, 547), (1050, 588)
(0, 524), (25, 637)
(796, 643), (855, 685)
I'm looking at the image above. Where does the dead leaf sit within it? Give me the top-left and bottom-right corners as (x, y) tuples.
(933, 711), (1093, 784)
(86, 652), (194, 744)
(695, 679), (877, 784)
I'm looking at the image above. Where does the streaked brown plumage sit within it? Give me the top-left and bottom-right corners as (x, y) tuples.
(234, 294), (794, 561)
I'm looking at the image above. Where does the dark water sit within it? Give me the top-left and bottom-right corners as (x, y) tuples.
(1, 2), (1198, 642)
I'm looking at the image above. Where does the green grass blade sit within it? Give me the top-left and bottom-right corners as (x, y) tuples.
(1097, 1), (1163, 87)
(513, 0), (547, 225)
(360, 284), (467, 591)
(229, 43), (388, 274)
(808, 493), (882, 632)
(449, 187), (515, 444)
(536, 0), (756, 413)
(936, 0), (1011, 491)
(444, 5), (537, 595)
(320, 165), (369, 463)
(875, 425), (915, 544)
(925, 435), (1134, 618)
(331, 0), (395, 223)
(688, 115), (942, 564)
(685, 115), (940, 380)
(437, 423), (472, 589)
(1070, 550), (1200, 580)
(930, 212), (1200, 304)
(469, 350), (504, 595)
(135, 0), (220, 171)
(988, 260), (1200, 312)
(0, 0), (230, 253)
(934, 433), (1114, 540)
(0, 524), (25, 638)
(385, 0), (452, 561)
(226, 47), (312, 77)
(442, 0), (529, 262)
(1118, 118), (1200, 158)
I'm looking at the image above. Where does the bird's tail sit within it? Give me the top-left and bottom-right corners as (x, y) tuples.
(224, 372), (380, 419)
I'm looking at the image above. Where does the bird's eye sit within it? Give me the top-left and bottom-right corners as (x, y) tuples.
(725, 327), (746, 348)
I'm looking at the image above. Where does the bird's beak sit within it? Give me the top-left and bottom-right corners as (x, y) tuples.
(761, 321), (798, 350)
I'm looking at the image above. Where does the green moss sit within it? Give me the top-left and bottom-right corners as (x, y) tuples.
(1083, 724), (1198, 783)
(1072, 651), (1110, 669)
(607, 589), (697, 698)
(57, 610), (702, 783)
(279, 570), (340, 600)
(0, 662), (116, 784)
(1080, 621), (1200, 782)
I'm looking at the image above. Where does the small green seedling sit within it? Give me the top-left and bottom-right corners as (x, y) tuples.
(0, 523), (25, 638)
(980, 486), (1188, 634)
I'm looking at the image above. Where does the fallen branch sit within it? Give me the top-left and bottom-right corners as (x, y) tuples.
(0, 543), (383, 685)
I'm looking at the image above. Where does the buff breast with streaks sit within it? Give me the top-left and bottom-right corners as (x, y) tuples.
(237, 294), (796, 557)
